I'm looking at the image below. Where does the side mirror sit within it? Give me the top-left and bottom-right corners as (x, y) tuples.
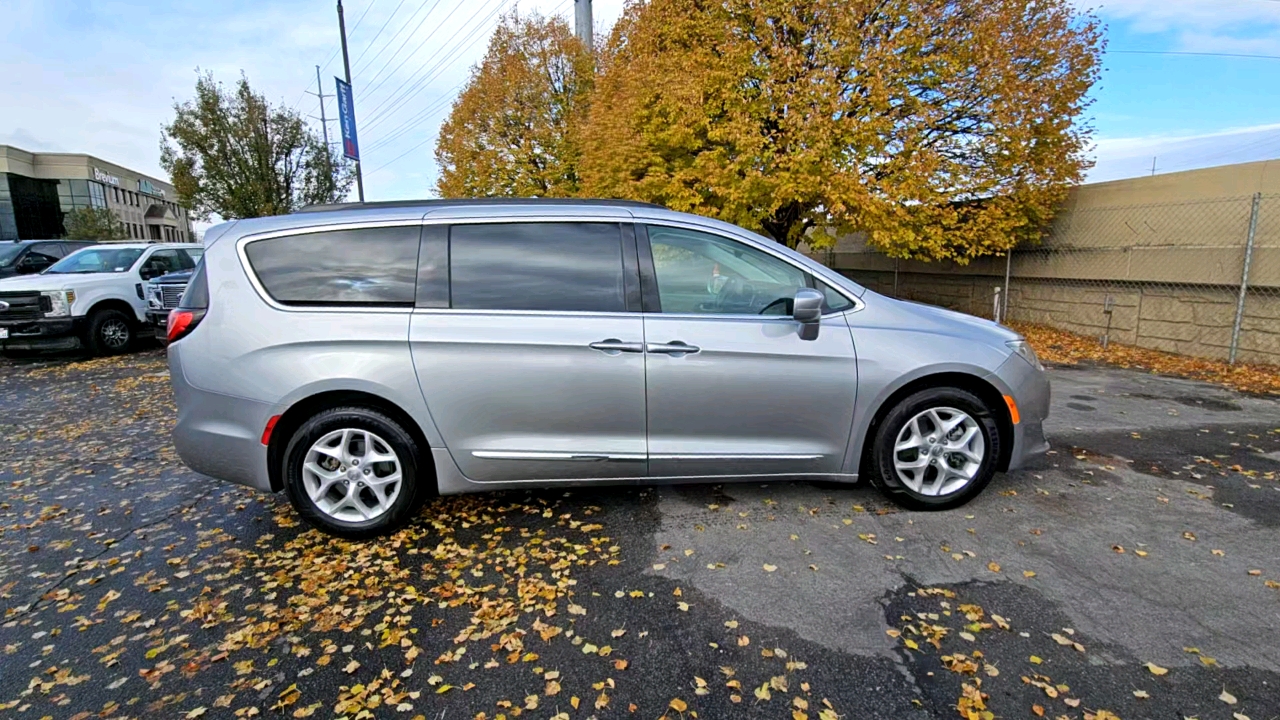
(793, 288), (823, 340)
(140, 266), (161, 281)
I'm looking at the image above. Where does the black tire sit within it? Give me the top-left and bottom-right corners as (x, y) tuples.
(867, 387), (1002, 511)
(283, 406), (430, 539)
(85, 308), (134, 356)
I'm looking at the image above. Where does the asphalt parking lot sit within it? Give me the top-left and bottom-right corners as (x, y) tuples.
(2, 350), (1278, 720)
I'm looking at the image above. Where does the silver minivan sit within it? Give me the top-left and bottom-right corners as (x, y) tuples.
(168, 199), (1049, 538)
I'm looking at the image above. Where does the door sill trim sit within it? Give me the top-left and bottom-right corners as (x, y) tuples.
(472, 450), (646, 461)
(649, 453), (823, 461)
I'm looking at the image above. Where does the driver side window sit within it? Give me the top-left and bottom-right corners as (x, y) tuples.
(142, 250), (182, 278)
(645, 226), (807, 315)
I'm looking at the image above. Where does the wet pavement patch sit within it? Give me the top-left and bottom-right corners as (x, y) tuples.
(884, 579), (1280, 720)
(3, 352), (1280, 719)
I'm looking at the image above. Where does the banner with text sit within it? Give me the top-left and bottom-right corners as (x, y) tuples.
(335, 77), (360, 161)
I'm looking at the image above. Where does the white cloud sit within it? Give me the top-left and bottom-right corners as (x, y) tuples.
(0, 0), (626, 204)
(1088, 122), (1280, 182)
(1080, 0), (1280, 32)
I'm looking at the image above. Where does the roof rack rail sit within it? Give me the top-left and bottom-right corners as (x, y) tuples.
(296, 197), (666, 213)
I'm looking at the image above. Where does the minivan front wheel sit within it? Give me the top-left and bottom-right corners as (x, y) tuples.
(868, 387), (1001, 511)
(283, 407), (426, 538)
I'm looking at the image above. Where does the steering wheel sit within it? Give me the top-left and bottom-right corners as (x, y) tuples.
(709, 275), (760, 313)
(757, 297), (792, 316)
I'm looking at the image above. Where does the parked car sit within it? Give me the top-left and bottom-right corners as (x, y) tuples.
(0, 242), (202, 355)
(0, 240), (97, 279)
(167, 199), (1050, 538)
(145, 256), (203, 342)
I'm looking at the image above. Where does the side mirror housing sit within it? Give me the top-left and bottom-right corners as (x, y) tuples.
(793, 288), (823, 340)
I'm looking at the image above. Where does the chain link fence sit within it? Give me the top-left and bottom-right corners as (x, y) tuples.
(818, 192), (1280, 366)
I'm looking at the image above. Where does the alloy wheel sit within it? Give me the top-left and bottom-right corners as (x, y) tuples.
(892, 406), (985, 497)
(302, 428), (403, 522)
(101, 319), (130, 349)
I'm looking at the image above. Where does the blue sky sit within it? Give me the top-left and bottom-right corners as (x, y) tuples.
(2, 0), (1279, 223)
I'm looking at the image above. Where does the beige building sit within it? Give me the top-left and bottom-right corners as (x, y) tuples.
(0, 144), (194, 243)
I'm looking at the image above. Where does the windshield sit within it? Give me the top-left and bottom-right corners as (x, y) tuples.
(0, 245), (23, 267)
(46, 247), (145, 274)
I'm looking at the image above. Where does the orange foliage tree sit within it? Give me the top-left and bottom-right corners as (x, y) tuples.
(435, 12), (594, 198)
(579, 0), (1103, 258)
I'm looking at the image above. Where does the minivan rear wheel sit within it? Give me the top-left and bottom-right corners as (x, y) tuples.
(868, 387), (1001, 511)
(283, 406), (427, 538)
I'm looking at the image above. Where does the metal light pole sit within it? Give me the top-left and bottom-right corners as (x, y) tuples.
(338, 0), (365, 202)
(574, 0), (592, 49)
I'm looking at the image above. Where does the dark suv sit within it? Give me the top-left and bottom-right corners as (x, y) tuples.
(0, 240), (96, 279)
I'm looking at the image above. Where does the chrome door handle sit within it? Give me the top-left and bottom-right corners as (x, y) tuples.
(646, 341), (701, 356)
(589, 339), (645, 354)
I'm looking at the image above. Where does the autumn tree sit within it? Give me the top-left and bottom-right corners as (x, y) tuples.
(580, 0), (1103, 260)
(161, 72), (353, 221)
(63, 207), (128, 241)
(435, 12), (594, 198)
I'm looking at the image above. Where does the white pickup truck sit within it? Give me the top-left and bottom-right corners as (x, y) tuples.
(0, 242), (203, 355)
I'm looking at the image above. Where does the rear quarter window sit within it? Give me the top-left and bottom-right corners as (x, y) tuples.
(244, 226), (420, 306)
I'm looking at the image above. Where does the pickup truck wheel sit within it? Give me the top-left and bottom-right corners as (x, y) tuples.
(85, 309), (134, 356)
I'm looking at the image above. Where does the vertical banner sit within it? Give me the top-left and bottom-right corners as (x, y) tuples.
(334, 77), (360, 161)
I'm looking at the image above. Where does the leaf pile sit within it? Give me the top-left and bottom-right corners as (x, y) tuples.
(1012, 322), (1280, 396)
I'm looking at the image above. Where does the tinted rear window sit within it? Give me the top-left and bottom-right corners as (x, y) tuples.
(449, 223), (625, 312)
(245, 226), (420, 305)
(179, 259), (209, 309)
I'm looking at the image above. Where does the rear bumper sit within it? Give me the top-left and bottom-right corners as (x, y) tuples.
(994, 354), (1051, 471)
(168, 341), (275, 492)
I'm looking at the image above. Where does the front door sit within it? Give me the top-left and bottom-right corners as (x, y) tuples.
(639, 224), (859, 478)
(410, 221), (649, 483)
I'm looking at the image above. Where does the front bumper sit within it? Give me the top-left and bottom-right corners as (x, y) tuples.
(146, 310), (170, 341)
(992, 353), (1051, 471)
(0, 317), (82, 351)
(168, 340), (276, 492)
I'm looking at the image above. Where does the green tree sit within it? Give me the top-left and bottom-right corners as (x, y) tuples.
(435, 12), (594, 198)
(580, 0), (1103, 260)
(161, 71), (353, 221)
(64, 207), (128, 241)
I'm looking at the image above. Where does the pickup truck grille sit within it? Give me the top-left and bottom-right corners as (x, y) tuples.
(0, 291), (43, 322)
(160, 285), (186, 309)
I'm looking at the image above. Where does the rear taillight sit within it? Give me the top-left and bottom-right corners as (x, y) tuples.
(167, 308), (205, 343)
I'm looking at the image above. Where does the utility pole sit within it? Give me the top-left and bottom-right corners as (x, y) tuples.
(574, 0), (592, 49)
(1150, 156), (1157, 177)
(307, 65), (338, 189)
(338, 0), (365, 202)
(312, 65), (332, 149)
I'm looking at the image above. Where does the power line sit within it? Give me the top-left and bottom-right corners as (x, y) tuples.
(354, 0), (449, 83)
(362, 0), (511, 138)
(1110, 49), (1280, 61)
(361, 0), (503, 125)
(295, 0), (376, 110)
(364, 81), (465, 155)
(365, 93), (459, 176)
(360, 0), (463, 105)
(351, 0), (411, 69)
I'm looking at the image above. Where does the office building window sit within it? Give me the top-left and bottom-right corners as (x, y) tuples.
(89, 181), (107, 209)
